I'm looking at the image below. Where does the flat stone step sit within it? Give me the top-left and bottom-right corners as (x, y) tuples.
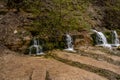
(52, 50), (120, 75)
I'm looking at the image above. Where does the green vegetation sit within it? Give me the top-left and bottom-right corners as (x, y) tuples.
(5, 0), (120, 33)
(3, 0), (120, 50)
(6, 0), (120, 32)
(104, 0), (120, 29)
(6, 0), (92, 36)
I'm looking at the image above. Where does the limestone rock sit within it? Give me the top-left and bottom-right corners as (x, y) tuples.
(0, 12), (32, 53)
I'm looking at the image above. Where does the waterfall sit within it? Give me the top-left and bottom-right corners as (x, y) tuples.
(92, 30), (108, 45)
(64, 34), (76, 52)
(92, 30), (111, 49)
(29, 38), (44, 55)
(111, 30), (120, 47)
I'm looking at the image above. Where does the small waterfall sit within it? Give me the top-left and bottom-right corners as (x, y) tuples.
(64, 34), (76, 52)
(111, 30), (120, 47)
(29, 38), (44, 55)
(92, 30), (111, 49)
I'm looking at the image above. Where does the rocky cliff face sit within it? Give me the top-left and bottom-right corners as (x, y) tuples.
(0, 11), (32, 53)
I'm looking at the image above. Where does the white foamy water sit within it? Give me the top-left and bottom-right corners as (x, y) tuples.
(29, 38), (44, 55)
(64, 34), (76, 52)
(111, 30), (120, 47)
(92, 30), (112, 49)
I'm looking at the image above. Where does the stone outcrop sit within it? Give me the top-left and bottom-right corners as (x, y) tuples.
(0, 12), (32, 53)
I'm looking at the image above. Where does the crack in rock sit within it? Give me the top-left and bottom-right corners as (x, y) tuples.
(29, 69), (34, 80)
(45, 71), (51, 80)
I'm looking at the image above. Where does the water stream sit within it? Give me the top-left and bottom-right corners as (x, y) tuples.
(29, 38), (44, 55)
(111, 30), (120, 47)
(64, 34), (76, 52)
(92, 30), (112, 49)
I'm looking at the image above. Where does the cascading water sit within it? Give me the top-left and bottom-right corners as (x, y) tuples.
(111, 30), (120, 47)
(64, 34), (76, 52)
(29, 38), (43, 55)
(92, 30), (111, 49)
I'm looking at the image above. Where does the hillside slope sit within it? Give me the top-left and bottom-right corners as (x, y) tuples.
(0, 0), (120, 51)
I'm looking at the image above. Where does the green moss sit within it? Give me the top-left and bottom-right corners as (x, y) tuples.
(91, 33), (96, 45)
(104, 31), (112, 44)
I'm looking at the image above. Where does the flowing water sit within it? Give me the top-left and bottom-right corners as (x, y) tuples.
(111, 30), (120, 47)
(92, 30), (111, 49)
(29, 38), (43, 55)
(64, 34), (76, 52)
